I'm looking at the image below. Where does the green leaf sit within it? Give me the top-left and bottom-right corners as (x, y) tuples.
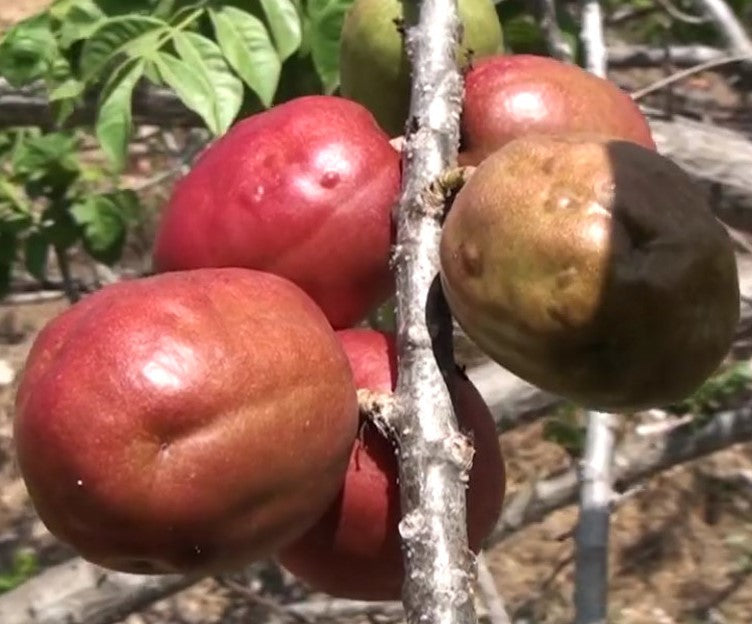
(500, 15), (546, 55)
(0, 550), (38, 593)
(209, 6), (281, 108)
(0, 204), (32, 236)
(12, 132), (79, 181)
(70, 194), (130, 265)
(0, 14), (59, 86)
(40, 206), (80, 250)
(48, 77), (85, 103)
(0, 178), (32, 216)
(51, 0), (107, 49)
(80, 15), (167, 81)
(171, 31), (243, 134)
(46, 56), (85, 125)
(96, 58), (145, 171)
(307, 0), (354, 93)
(261, 0), (303, 62)
(543, 405), (585, 458)
(153, 51), (220, 135)
(24, 232), (49, 281)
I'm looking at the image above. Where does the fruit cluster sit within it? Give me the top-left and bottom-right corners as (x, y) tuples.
(13, 0), (738, 602)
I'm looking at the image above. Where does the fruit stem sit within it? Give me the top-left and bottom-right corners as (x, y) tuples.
(425, 166), (475, 220)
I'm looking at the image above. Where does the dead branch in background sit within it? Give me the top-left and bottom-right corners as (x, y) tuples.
(532, 0), (575, 61)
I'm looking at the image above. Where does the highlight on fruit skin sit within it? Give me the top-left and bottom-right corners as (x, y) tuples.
(152, 95), (401, 330)
(459, 54), (656, 166)
(277, 329), (505, 600)
(14, 268), (359, 575)
(340, 0), (503, 137)
(440, 133), (740, 411)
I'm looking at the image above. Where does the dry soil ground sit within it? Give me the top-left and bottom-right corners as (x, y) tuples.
(1, 3), (752, 624)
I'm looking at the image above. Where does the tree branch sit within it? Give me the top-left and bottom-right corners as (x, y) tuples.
(390, 1), (475, 623)
(487, 404), (752, 544)
(573, 6), (614, 622)
(532, 0), (574, 61)
(579, 1), (607, 77)
(0, 558), (199, 624)
(475, 553), (512, 624)
(607, 44), (727, 66)
(693, 0), (752, 56)
(646, 112), (752, 217)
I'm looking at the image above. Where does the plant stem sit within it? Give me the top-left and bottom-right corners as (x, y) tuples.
(54, 245), (79, 304)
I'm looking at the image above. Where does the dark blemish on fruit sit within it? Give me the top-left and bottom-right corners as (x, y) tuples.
(320, 172), (340, 189)
(541, 156), (556, 175)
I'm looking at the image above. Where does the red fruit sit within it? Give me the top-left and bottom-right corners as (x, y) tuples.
(277, 329), (505, 600)
(460, 54), (656, 165)
(14, 268), (359, 574)
(152, 96), (402, 329)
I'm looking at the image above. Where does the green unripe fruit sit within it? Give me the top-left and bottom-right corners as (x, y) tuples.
(340, 0), (503, 136)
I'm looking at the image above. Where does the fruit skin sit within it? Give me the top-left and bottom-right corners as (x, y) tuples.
(277, 329), (505, 600)
(441, 134), (739, 410)
(152, 96), (401, 330)
(340, 0), (503, 137)
(14, 268), (359, 574)
(460, 54), (656, 165)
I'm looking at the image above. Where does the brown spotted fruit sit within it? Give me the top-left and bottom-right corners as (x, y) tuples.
(152, 95), (401, 330)
(277, 329), (505, 600)
(460, 54), (656, 166)
(14, 268), (359, 574)
(440, 134), (739, 411)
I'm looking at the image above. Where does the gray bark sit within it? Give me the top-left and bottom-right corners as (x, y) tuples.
(388, 1), (476, 623)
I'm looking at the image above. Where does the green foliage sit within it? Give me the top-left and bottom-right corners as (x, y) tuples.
(543, 403), (586, 458)
(0, 128), (142, 297)
(666, 361), (752, 418)
(0, 550), (38, 593)
(0, 0), (352, 169)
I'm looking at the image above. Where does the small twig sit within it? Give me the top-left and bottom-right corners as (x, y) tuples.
(475, 554), (512, 624)
(653, 0), (709, 24)
(0, 291), (67, 305)
(132, 130), (209, 192)
(53, 245), (79, 304)
(218, 578), (315, 624)
(631, 52), (752, 100)
(534, 0), (575, 62)
(0, 558), (200, 624)
(693, 0), (752, 55)
(283, 598), (404, 620)
(608, 44), (726, 67)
